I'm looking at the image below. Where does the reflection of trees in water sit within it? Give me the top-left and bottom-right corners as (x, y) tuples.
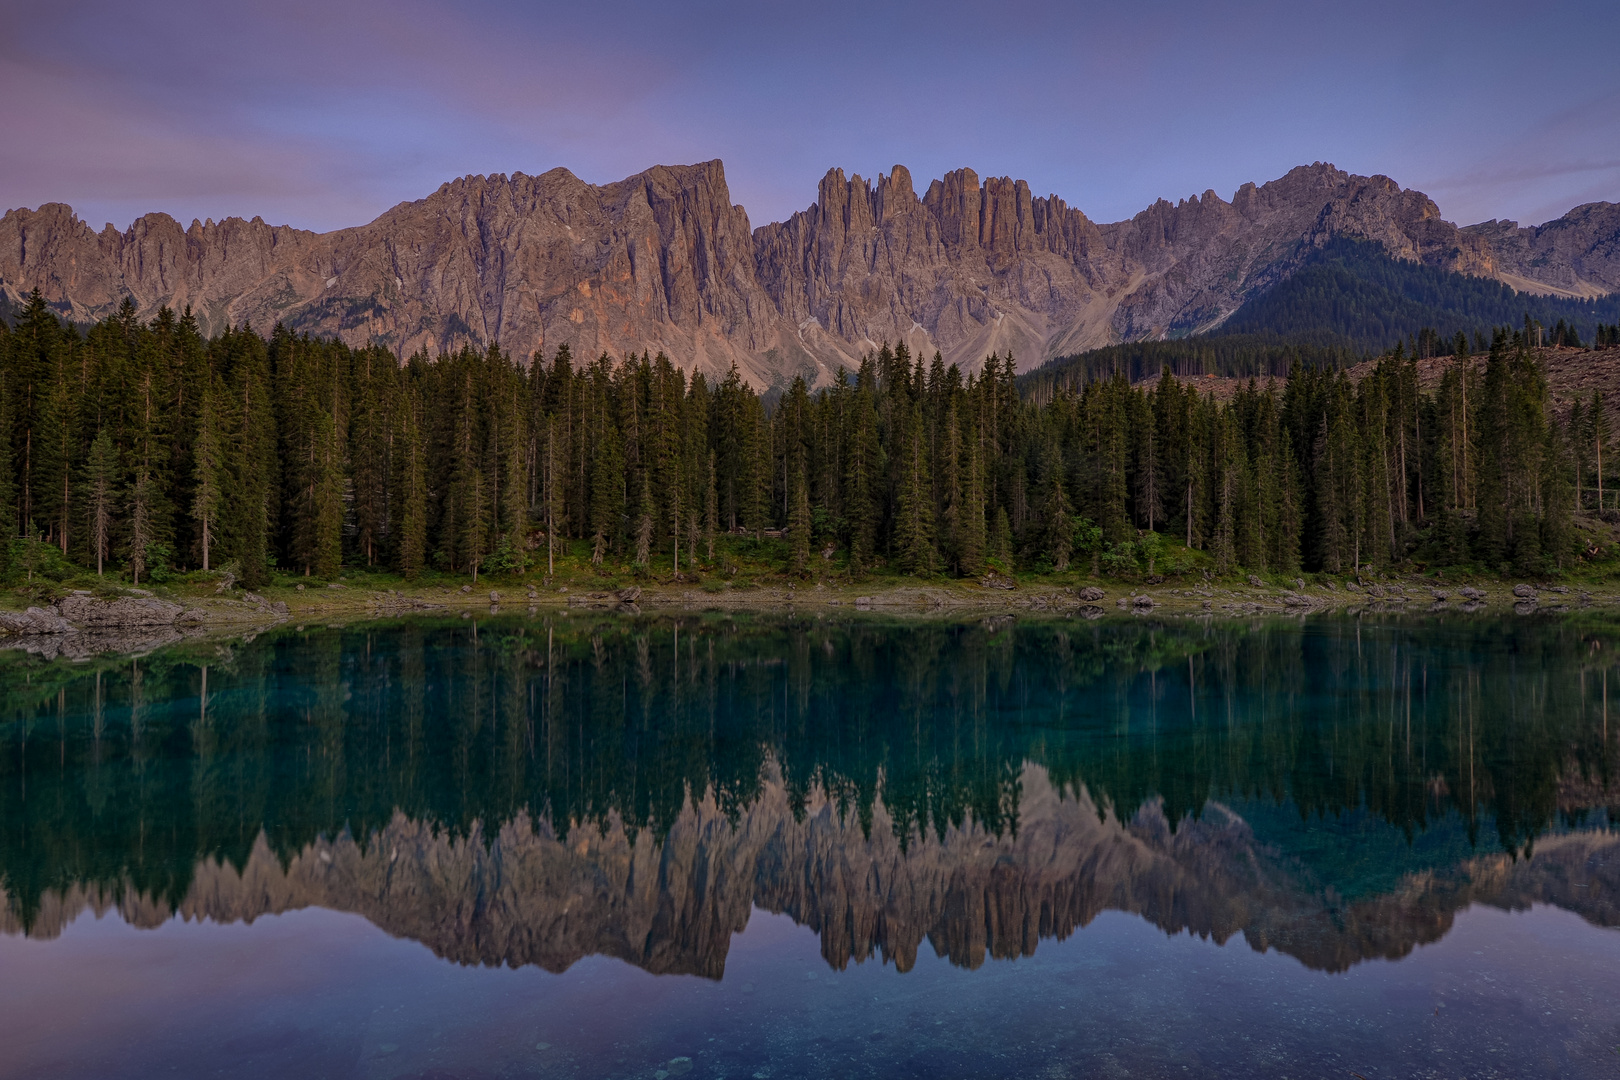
(1, 614), (1619, 930)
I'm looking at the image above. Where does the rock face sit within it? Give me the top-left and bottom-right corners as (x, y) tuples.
(3, 162), (1617, 384)
(6, 765), (1617, 977)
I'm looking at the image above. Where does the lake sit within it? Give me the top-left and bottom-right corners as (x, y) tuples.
(2, 612), (1618, 1079)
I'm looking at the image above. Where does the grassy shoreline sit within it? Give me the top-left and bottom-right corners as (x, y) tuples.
(9, 556), (1620, 632)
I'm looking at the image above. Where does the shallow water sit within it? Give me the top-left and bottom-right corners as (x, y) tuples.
(2, 613), (1619, 1078)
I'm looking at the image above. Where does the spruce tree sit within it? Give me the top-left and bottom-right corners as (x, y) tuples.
(589, 423), (624, 566)
(892, 405), (936, 574)
(191, 377), (223, 572)
(84, 429), (118, 576)
(789, 458), (811, 572)
(844, 366), (882, 572)
(958, 414), (987, 576)
(705, 450), (718, 562)
(1040, 438), (1072, 571)
(395, 381), (428, 579)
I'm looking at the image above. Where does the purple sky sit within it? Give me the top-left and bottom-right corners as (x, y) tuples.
(4, 0), (1618, 235)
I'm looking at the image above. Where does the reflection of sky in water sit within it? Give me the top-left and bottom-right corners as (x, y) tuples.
(3, 900), (1617, 1079)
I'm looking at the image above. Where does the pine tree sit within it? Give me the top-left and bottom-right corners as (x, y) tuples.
(589, 422), (624, 566)
(892, 405), (936, 574)
(396, 384), (428, 579)
(634, 471), (654, 567)
(1541, 416), (1575, 570)
(939, 401), (964, 571)
(0, 367), (17, 558)
(127, 468), (153, 584)
(844, 363), (882, 572)
(1040, 438), (1072, 571)
(705, 449), (718, 562)
(465, 468), (489, 582)
(191, 377), (223, 572)
(1275, 441), (1303, 574)
(84, 429), (118, 576)
(957, 413), (987, 576)
(1211, 409), (1240, 574)
(992, 506), (1014, 569)
(789, 458), (811, 572)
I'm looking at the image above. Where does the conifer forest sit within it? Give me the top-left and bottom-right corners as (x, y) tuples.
(0, 290), (1611, 589)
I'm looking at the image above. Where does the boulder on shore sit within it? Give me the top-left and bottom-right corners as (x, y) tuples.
(0, 606), (76, 634)
(58, 594), (185, 628)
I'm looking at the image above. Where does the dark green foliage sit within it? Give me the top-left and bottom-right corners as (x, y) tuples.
(0, 301), (1590, 583)
(1217, 238), (1620, 352)
(1022, 334), (1358, 401)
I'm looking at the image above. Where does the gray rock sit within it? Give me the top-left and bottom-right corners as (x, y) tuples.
(1076, 586), (1106, 602)
(616, 586), (642, 603)
(0, 607), (75, 635)
(1512, 583), (1537, 599)
(1247, 575), (1264, 588)
(58, 594), (184, 628)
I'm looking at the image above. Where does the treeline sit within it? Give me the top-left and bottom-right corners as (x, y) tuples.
(1020, 334), (1360, 401)
(1217, 238), (1620, 352)
(0, 292), (1598, 587)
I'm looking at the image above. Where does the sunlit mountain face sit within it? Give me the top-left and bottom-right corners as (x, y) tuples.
(3, 614), (1620, 1077)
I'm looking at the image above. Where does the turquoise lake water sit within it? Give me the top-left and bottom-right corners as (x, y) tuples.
(2, 612), (1619, 1078)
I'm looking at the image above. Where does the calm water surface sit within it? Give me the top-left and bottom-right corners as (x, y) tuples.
(2, 612), (1619, 1079)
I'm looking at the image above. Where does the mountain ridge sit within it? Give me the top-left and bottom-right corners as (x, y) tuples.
(8, 766), (1615, 978)
(3, 161), (1616, 384)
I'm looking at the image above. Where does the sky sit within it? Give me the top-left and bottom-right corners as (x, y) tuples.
(3, 0), (1618, 236)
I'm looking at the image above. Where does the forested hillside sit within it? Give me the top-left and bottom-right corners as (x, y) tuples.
(1216, 238), (1620, 351)
(0, 290), (1603, 589)
(1019, 335), (1361, 401)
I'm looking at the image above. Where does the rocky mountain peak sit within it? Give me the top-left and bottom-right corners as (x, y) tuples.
(2, 160), (1615, 384)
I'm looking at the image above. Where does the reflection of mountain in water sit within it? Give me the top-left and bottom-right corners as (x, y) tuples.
(5, 764), (1617, 976)
(3, 614), (1620, 975)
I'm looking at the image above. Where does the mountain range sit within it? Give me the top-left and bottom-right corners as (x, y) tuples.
(7, 766), (1616, 978)
(3, 161), (1618, 385)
